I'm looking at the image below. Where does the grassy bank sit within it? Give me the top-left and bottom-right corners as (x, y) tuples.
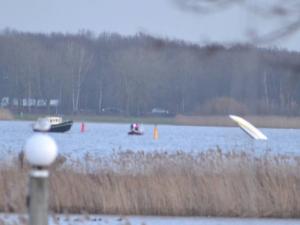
(13, 113), (300, 128)
(174, 115), (300, 128)
(14, 113), (175, 125)
(0, 109), (13, 120)
(2, 150), (300, 217)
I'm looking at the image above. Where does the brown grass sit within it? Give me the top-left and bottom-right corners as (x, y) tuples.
(175, 115), (300, 128)
(0, 109), (13, 120)
(2, 150), (300, 217)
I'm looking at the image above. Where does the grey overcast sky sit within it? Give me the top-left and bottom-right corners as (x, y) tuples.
(1, 0), (300, 51)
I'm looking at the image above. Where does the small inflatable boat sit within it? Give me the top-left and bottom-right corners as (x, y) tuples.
(128, 123), (143, 135)
(128, 130), (143, 135)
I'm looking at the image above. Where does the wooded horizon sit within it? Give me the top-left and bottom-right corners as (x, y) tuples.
(0, 29), (299, 116)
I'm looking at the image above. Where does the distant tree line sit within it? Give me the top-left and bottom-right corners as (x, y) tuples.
(0, 29), (300, 116)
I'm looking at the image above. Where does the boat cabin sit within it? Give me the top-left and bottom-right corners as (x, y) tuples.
(46, 117), (63, 125)
(35, 116), (62, 125)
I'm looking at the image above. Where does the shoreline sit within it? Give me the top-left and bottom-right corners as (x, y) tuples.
(9, 113), (300, 129)
(1, 214), (300, 225)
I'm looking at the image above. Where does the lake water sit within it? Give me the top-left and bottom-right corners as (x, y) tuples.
(1, 121), (300, 158)
(2, 214), (300, 225)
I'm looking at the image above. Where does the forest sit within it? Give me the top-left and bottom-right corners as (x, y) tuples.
(0, 29), (299, 116)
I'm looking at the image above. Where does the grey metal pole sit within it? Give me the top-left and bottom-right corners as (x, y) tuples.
(28, 169), (49, 225)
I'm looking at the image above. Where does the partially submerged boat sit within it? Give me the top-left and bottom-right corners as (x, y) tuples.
(128, 123), (143, 135)
(33, 116), (73, 133)
(229, 114), (267, 140)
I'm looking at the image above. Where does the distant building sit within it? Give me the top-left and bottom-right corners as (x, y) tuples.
(151, 108), (169, 115)
(49, 99), (59, 107)
(1, 97), (59, 108)
(1, 97), (9, 107)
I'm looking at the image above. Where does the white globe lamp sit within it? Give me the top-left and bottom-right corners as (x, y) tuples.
(25, 134), (58, 167)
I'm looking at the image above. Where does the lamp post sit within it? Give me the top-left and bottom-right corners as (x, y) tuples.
(25, 133), (58, 225)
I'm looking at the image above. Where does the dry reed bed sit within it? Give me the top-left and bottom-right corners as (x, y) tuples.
(1, 150), (300, 217)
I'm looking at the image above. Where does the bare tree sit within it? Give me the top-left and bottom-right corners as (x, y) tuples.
(64, 40), (94, 114)
(172, 0), (300, 44)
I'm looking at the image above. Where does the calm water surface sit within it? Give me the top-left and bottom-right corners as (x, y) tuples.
(1, 121), (300, 157)
(2, 214), (300, 225)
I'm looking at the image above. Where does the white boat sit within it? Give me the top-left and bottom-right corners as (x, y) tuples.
(33, 116), (73, 133)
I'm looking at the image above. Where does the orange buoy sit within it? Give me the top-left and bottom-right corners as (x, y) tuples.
(153, 125), (158, 140)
